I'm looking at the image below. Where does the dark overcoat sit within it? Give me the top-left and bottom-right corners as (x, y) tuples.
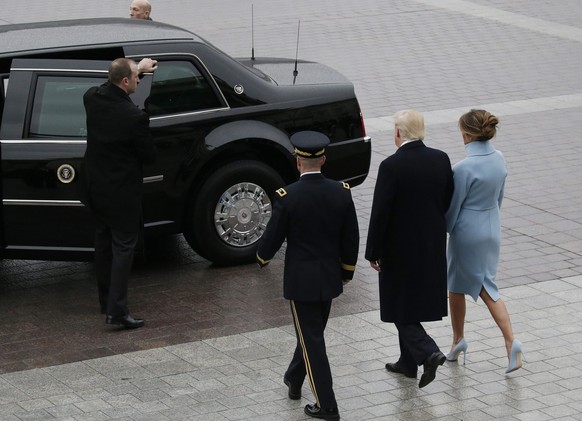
(257, 173), (360, 301)
(365, 141), (453, 323)
(79, 82), (156, 232)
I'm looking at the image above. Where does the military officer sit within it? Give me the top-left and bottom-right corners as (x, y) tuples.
(257, 131), (359, 421)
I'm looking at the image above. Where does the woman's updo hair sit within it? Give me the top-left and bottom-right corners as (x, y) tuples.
(458, 109), (499, 141)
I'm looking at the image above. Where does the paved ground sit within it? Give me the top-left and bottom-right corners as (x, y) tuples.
(1, 0), (582, 420)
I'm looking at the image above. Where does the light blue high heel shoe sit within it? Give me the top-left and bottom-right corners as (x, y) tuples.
(506, 339), (524, 374)
(446, 338), (468, 364)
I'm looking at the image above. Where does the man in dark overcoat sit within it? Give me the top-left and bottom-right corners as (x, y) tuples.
(80, 58), (156, 328)
(365, 109), (453, 388)
(257, 131), (359, 421)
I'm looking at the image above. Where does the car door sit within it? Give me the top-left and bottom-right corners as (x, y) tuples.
(0, 59), (109, 259)
(131, 57), (228, 234)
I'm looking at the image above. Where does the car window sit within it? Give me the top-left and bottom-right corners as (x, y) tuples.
(146, 61), (222, 116)
(29, 76), (104, 139)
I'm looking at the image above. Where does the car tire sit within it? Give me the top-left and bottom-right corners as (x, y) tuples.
(185, 160), (285, 266)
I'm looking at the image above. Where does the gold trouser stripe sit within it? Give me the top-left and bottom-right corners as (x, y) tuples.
(341, 262), (356, 271)
(290, 300), (320, 406)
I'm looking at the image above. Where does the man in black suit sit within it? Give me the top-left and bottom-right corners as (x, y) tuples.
(366, 109), (453, 388)
(80, 58), (157, 329)
(257, 131), (359, 421)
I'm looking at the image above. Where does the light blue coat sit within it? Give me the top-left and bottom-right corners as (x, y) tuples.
(446, 140), (507, 301)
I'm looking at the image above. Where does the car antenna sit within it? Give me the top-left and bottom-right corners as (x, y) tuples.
(293, 19), (301, 85)
(251, 4), (255, 61)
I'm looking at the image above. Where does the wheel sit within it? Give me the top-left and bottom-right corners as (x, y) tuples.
(184, 160), (285, 266)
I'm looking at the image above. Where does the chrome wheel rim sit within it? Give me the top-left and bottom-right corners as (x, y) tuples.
(214, 182), (272, 247)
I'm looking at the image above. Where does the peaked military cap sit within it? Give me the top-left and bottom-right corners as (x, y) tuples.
(290, 131), (330, 158)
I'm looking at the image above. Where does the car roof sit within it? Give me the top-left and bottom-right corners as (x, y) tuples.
(0, 18), (202, 57)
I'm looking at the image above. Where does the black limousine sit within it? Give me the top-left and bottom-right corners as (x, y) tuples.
(0, 18), (371, 265)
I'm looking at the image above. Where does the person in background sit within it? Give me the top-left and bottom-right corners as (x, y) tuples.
(130, 0), (152, 20)
(80, 58), (156, 329)
(366, 109), (453, 389)
(445, 109), (523, 373)
(257, 131), (359, 421)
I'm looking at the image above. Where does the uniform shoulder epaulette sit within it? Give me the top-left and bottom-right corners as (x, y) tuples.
(341, 181), (350, 190)
(276, 188), (287, 197)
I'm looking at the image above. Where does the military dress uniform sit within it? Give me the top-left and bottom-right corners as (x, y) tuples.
(257, 131), (359, 418)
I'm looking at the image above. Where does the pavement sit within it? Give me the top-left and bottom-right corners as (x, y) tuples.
(1, 1), (582, 420)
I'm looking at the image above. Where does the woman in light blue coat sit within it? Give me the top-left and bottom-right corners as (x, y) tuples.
(445, 109), (523, 374)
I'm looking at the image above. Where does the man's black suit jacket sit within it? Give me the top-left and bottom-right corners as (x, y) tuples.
(257, 173), (360, 301)
(80, 82), (156, 232)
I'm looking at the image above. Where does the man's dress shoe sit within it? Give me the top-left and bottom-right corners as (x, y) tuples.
(419, 351), (446, 388)
(304, 404), (340, 420)
(385, 362), (417, 378)
(283, 376), (301, 400)
(105, 314), (145, 329)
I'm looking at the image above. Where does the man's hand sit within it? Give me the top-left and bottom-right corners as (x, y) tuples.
(369, 260), (381, 272)
(137, 58), (158, 73)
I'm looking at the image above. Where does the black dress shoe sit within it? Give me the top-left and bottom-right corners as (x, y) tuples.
(283, 376), (301, 400)
(304, 404), (340, 420)
(419, 351), (446, 388)
(105, 314), (145, 329)
(385, 361), (417, 378)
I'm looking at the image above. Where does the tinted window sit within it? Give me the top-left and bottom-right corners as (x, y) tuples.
(146, 61), (222, 116)
(29, 76), (104, 138)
